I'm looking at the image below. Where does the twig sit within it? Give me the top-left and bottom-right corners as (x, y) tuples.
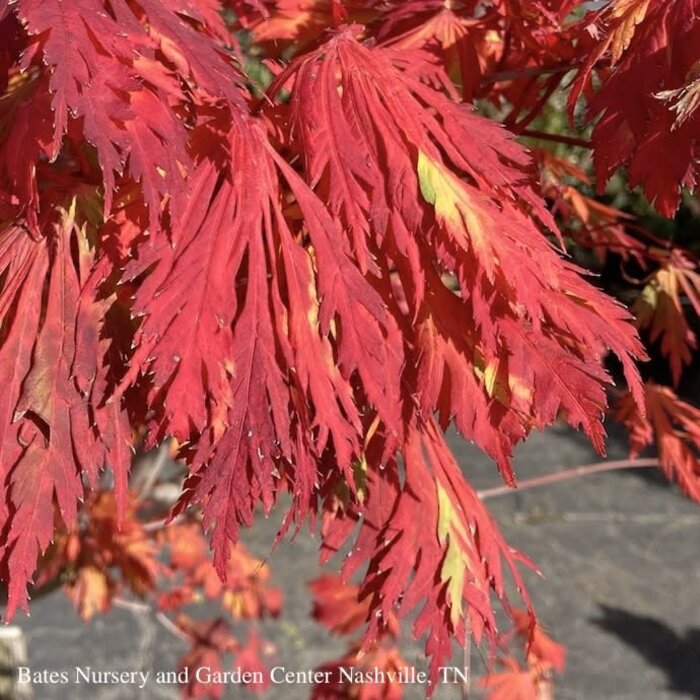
(518, 128), (592, 149)
(142, 513), (186, 533)
(113, 597), (189, 643)
(481, 62), (578, 85)
(136, 441), (171, 501)
(511, 74), (562, 131)
(113, 596), (150, 613)
(156, 611), (190, 643)
(511, 510), (700, 525)
(478, 458), (661, 500)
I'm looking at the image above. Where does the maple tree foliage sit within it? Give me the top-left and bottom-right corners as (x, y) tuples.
(571, 0), (700, 216)
(37, 491), (159, 621)
(480, 609), (566, 700)
(309, 574), (410, 700)
(1, 0), (700, 698)
(616, 383), (700, 502)
(37, 481), (282, 700)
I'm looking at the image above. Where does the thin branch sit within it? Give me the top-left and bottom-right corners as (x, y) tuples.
(478, 458), (661, 500)
(518, 128), (592, 149)
(521, 511), (700, 525)
(511, 74), (562, 131)
(142, 513), (186, 533)
(113, 596), (150, 613)
(156, 611), (190, 643)
(481, 62), (578, 85)
(113, 596), (189, 643)
(136, 441), (171, 501)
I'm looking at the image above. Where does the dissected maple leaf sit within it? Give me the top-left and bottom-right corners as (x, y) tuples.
(534, 148), (648, 266)
(177, 616), (272, 699)
(568, 0), (651, 113)
(135, 115), (404, 584)
(117, 160), (235, 440)
(600, 0), (652, 64)
(160, 521), (283, 619)
(654, 59), (700, 130)
(608, 0), (652, 62)
(0, 2), (654, 689)
(14, 0), (193, 220)
(633, 251), (700, 387)
(256, 28), (648, 680)
(0, 202), (133, 617)
(481, 609), (565, 700)
(273, 30), (644, 479)
(5, 0), (249, 228)
(576, 0), (700, 215)
(312, 641), (411, 700)
(37, 491), (158, 620)
(248, 0), (377, 53)
(320, 417), (535, 684)
(309, 574), (374, 636)
(615, 383), (700, 502)
(378, 5), (488, 100)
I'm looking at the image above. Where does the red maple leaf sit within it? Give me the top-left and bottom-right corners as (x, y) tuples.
(160, 521), (282, 619)
(176, 615), (273, 699)
(312, 640), (412, 700)
(272, 30), (644, 479)
(0, 4), (653, 685)
(633, 250), (700, 387)
(481, 609), (565, 700)
(0, 206), (132, 616)
(616, 383), (700, 502)
(480, 658), (546, 700)
(576, 0), (700, 215)
(534, 148), (648, 266)
(320, 417), (536, 683)
(38, 491), (159, 620)
(309, 574), (375, 636)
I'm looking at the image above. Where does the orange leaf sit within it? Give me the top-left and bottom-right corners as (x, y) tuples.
(616, 383), (700, 502)
(633, 252), (700, 387)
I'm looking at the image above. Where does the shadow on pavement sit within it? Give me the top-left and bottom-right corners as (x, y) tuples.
(593, 605), (700, 699)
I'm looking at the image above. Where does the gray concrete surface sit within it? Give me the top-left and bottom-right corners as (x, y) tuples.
(10, 423), (700, 699)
